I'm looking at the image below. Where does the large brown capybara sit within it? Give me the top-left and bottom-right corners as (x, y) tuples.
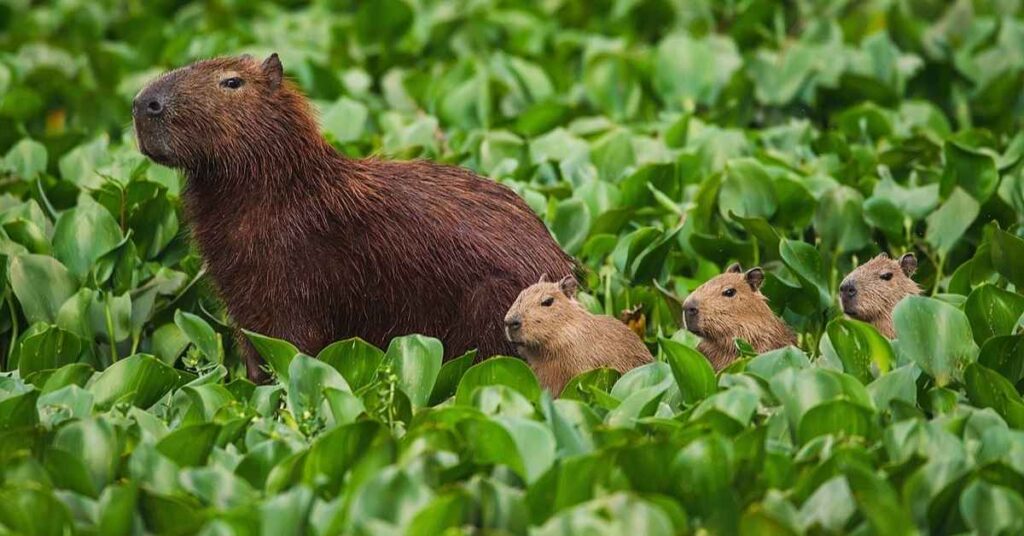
(132, 54), (575, 382)
(839, 253), (920, 338)
(503, 275), (653, 395)
(682, 264), (796, 370)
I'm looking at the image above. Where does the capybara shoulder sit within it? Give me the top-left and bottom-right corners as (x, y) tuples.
(682, 264), (795, 370)
(504, 275), (653, 395)
(840, 253), (920, 338)
(133, 54), (575, 382)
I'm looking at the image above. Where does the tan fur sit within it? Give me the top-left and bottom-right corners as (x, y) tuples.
(840, 253), (920, 338)
(504, 277), (653, 395)
(682, 265), (795, 370)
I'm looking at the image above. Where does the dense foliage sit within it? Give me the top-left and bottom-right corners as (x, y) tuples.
(1, 0), (1024, 534)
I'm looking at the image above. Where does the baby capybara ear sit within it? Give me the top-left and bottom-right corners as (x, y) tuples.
(899, 253), (918, 276)
(537, 273), (550, 284)
(558, 275), (578, 298)
(744, 267), (765, 291)
(262, 53), (283, 90)
(726, 262), (743, 274)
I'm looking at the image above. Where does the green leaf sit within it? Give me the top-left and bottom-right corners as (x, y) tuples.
(88, 353), (184, 410)
(550, 197), (590, 255)
(719, 158), (777, 221)
(0, 488), (73, 536)
(654, 33), (741, 106)
(429, 351), (475, 405)
(941, 141), (999, 202)
(893, 296), (979, 386)
(456, 357), (541, 405)
(243, 330), (300, 381)
(156, 423), (221, 467)
(990, 228), (1024, 289)
(175, 310), (223, 365)
(965, 284), (1024, 345)
(18, 325), (82, 377)
(964, 363), (1024, 428)
(287, 354), (353, 423)
(52, 195), (123, 279)
(779, 239), (830, 312)
(925, 187), (980, 256)
(321, 97), (369, 143)
(826, 318), (895, 383)
(959, 480), (1024, 536)
(9, 255), (79, 324)
(384, 334), (443, 407)
(4, 138), (47, 180)
(318, 337), (384, 391)
(815, 186), (872, 254)
(661, 338), (716, 404)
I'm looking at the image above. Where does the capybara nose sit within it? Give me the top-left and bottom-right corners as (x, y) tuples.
(683, 304), (698, 321)
(133, 92), (167, 118)
(505, 316), (522, 331)
(840, 281), (857, 299)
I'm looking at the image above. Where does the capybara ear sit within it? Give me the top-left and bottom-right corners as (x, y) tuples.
(899, 253), (918, 276)
(744, 267), (765, 291)
(558, 275), (578, 298)
(726, 262), (742, 274)
(537, 273), (550, 284)
(877, 251), (891, 260)
(262, 53), (283, 90)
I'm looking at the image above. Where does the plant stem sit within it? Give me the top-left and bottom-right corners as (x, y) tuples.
(5, 291), (18, 371)
(104, 293), (119, 363)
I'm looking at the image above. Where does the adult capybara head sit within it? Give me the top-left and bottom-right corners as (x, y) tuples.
(682, 263), (767, 339)
(839, 253), (920, 337)
(132, 53), (312, 169)
(504, 274), (580, 354)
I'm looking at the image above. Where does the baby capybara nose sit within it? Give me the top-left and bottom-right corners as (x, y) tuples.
(505, 316), (522, 331)
(840, 281), (857, 299)
(683, 303), (699, 326)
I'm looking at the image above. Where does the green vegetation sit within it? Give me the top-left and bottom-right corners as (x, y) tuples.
(2, 0), (1024, 534)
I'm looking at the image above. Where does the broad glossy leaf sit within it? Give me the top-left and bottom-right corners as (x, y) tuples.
(157, 423), (221, 467)
(318, 337), (384, 392)
(4, 138), (47, 180)
(455, 357), (541, 405)
(965, 284), (1024, 345)
(826, 317), (895, 382)
(243, 330), (299, 381)
(52, 195), (123, 279)
(990, 228), (1024, 289)
(88, 353), (184, 410)
(384, 334), (442, 407)
(893, 296), (979, 386)
(9, 255), (78, 324)
(661, 338), (716, 404)
(925, 187), (980, 256)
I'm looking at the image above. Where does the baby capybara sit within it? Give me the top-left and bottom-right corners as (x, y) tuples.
(504, 275), (653, 395)
(682, 263), (796, 370)
(132, 54), (574, 382)
(839, 253), (920, 338)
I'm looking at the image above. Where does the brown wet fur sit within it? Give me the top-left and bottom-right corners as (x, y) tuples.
(682, 264), (795, 370)
(133, 55), (574, 382)
(840, 253), (920, 338)
(504, 276), (653, 395)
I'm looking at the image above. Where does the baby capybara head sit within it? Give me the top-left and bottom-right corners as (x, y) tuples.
(132, 53), (312, 170)
(682, 263), (768, 339)
(504, 274), (580, 354)
(839, 253), (920, 338)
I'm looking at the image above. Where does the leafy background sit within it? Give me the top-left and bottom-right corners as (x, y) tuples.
(1, 0), (1024, 534)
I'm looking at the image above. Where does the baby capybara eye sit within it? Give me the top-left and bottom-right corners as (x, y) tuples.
(541, 297), (554, 307)
(722, 288), (736, 297)
(880, 272), (893, 281)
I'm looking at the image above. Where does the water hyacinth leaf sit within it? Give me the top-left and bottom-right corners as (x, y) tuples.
(549, 197), (591, 255)
(979, 335), (1024, 384)
(959, 480), (1024, 535)
(941, 141), (999, 202)
(0, 390), (39, 431)
(287, 353), (352, 423)
(964, 363), (1024, 428)
(533, 493), (676, 536)
(654, 33), (741, 106)
(661, 338), (716, 404)
(52, 195), (123, 279)
(9, 255), (79, 324)
(964, 284), (1024, 345)
(456, 357), (541, 405)
(925, 187), (980, 256)
(3, 138), (47, 180)
(88, 353), (185, 410)
(243, 329), (299, 381)
(383, 334), (442, 407)
(175, 310), (223, 365)
(318, 337), (384, 392)
(0, 488), (74, 536)
(718, 158), (777, 221)
(798, 399), (875, 444)
(779, 239), (830, 311)
(893, 296), (979, 386)
(321, 97), (369, 143)
(18, 325), (82, 377)
(156, 423), (221, 467)
(428, 350), (475, 405)
(826, 318), (895, 382)
(989, 228), (1024, 289)
(815, 186), (872, 254)
(52, 417), (120, 495)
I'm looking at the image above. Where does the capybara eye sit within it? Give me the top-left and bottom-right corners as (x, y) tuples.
(541, 297), (554, 307)
(220, 77), (244, 89)
(722, 288), (736, 297)
(880, 272), (894, 281)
